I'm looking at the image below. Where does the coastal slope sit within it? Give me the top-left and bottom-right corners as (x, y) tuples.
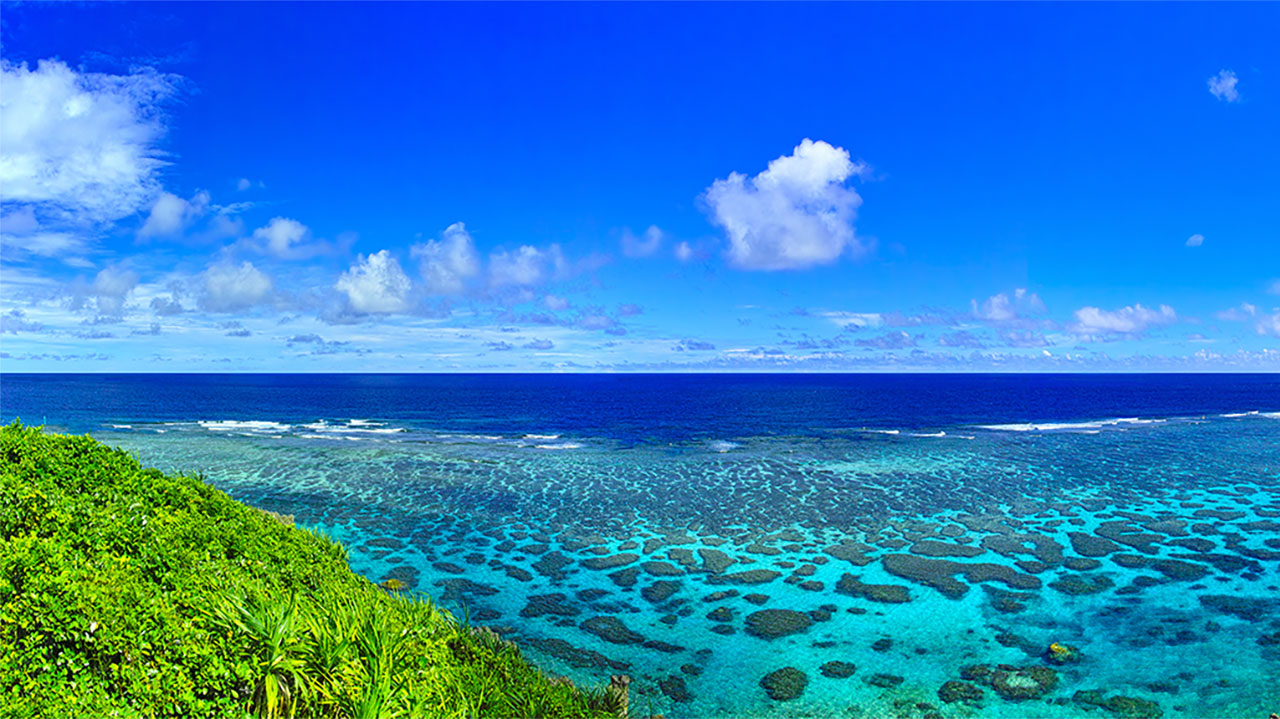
(0, 423), (616, 718)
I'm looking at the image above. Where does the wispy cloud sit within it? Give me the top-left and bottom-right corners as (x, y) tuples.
(620, 225), (665, 258)
(854, 331), (917, 349)
(1071, 303), (1176, 337)
(0, 58), (177, 224)
(971, 289), (1045, 322)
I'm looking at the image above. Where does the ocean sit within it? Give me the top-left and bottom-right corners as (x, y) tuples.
(3, 373), (1278, 717)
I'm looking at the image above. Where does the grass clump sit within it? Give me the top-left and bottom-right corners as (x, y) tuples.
(0, 422), (620, 718)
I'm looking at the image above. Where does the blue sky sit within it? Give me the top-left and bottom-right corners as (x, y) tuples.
(1, 2), (1278, 371)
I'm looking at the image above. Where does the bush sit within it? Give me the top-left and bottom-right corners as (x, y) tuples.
(0, 422), (617, 718)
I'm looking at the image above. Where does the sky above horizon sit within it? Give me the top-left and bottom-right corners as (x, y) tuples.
(1, 2), (1278, 372)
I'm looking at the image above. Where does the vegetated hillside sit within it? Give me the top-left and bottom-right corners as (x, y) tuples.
(0, 423), (619, 718)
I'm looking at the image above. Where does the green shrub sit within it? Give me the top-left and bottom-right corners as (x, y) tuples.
(0, 422), (616, 718)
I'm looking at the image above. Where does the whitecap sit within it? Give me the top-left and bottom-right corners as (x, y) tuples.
(199, 420), (291, 433)
(978, 417), (1166, 433)
(707, 440), (740, 452)
(534, 442), (584, 450)
(523, 433), (561, 440)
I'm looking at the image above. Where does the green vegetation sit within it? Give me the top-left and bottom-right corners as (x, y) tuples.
(0, 423), (620, 718)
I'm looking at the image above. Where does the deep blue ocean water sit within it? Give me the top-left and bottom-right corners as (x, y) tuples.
(3, 373), (1279, 717)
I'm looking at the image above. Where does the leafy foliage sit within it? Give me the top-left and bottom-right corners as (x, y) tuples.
(0, 422), (616, 718)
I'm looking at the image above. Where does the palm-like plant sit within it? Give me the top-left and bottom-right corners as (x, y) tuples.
(212, 592), (307, 719)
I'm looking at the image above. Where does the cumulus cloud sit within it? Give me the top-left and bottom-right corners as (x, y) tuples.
(1208, 70), (1239, 102)
(249, 216), (318, 258)
(336, 250), (411, 314)
(523, 338), (554, 350)
(92, 265), (140, 316)
(1185, 233), (1204, 247)
(489, 244), (566, 288)
(704, 138), (867, 271)
(621, 225), (664, 258)
(0, 59), (176, 224)
(618, 303), (643, 317)
(138, 190), (210, 239)
(971, 289), (1046, 322)
(411, 222), (480, 295)
(544, 294), (570, 311)
(674, 241), (695, 262)
(1071, 303), (1176, 336)
(150, 295), (186, 316)
(201, 261), (273, 311)
(485, 341), (515, 352)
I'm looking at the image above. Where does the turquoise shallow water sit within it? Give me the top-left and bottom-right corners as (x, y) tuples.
(81, 413), (1279, 719)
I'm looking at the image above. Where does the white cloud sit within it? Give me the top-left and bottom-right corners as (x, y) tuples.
(150, 296), (186, 316)
(1071, 303), (1177, 335)
(236, 178), (251, 191)
(1208, 70), (1240, 103)
(971, 289), (1046, 322)
(1, 309), (44, 334)
(1185, 233), (1204, 247)
(819, 311), (883, 329)
(674, 241), (695, 262)
(252, 217), (311, 258)
(336, 250), (411, 314)
(92, 265), (140, 316)
(1216, 302), (1257, 322)
(854, 331), (917, 349)
(0, 59), (175, 224)
(489, 244), (566, 288)
(544, 294), (570, 311)
(1, 228), (91, 258)
(621, 225), (664, 258)
(704, 138), (867, 271)
(201, 261), (273, 312)
(578, 314), (616, 331)
(410, 222), (480, 295)
(138, 190), (210, 239)
(0, 205), (39, 235)
(1257, 313), (1280, 338)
